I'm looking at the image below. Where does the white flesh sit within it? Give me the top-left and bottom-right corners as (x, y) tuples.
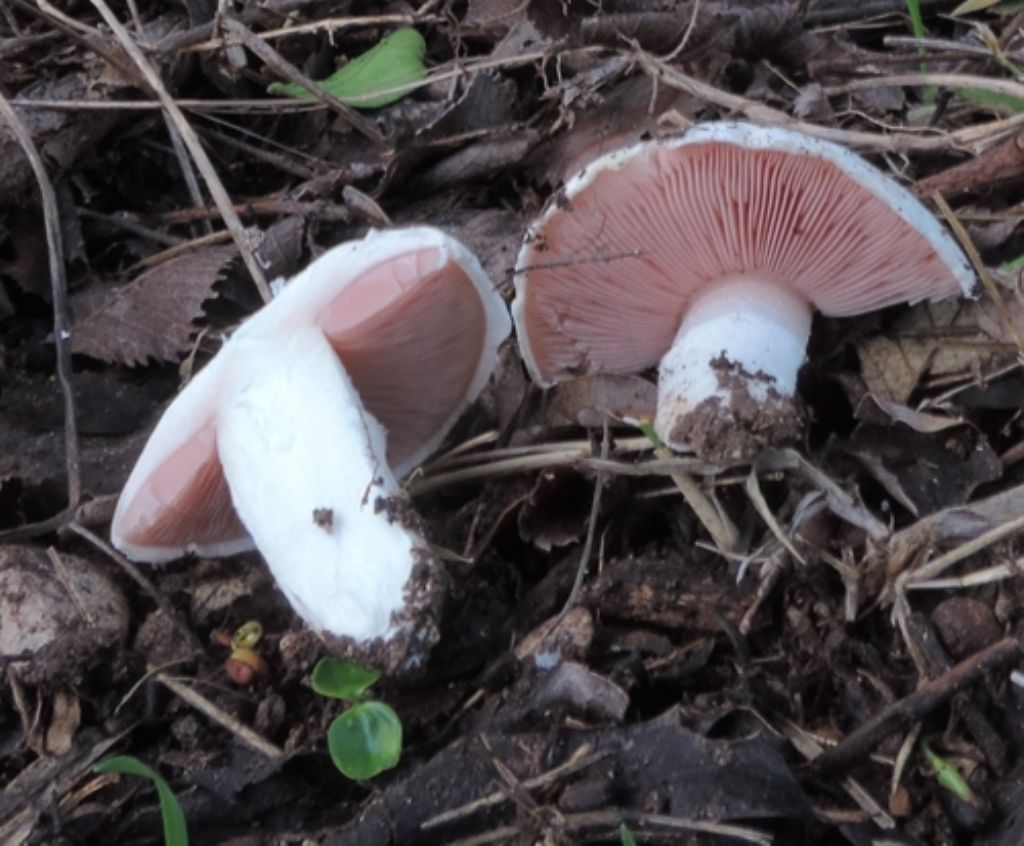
(217, 327), (425, 643)
(655, 277), (813, 448)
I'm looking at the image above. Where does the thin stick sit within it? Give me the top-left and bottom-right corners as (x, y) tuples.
(0, 91), (80, 508)
(933, 191), (1024, 361)
(87, 0), (272, 302)
(638, 52), (1024, 153)
(155, 672), (284, 759)
(810, 637), (1021, 774)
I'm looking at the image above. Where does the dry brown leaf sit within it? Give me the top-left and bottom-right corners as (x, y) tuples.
(72, 244), (236, 366)
(856, 300), (994, 403)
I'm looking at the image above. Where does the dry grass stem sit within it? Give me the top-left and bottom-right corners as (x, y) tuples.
(0, 90), (80, 508)
(87, 0), (272, 301)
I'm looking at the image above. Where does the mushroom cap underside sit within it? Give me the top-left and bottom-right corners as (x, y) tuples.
(111, 226), (509, 560)
(513, 121), (975, 387)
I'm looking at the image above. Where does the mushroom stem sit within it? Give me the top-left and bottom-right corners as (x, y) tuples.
(217, 327), (430, 644)
(655, 277), (812, 461)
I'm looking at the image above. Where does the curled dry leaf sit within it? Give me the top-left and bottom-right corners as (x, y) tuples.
(856, 300), (1001, 404)
(72, 244), (237, 366)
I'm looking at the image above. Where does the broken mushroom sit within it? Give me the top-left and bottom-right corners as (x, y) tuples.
(111, 227), (510, 671)
(512, 122), (975, 461)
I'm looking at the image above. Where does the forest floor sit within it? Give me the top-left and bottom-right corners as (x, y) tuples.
(3, 1), (1024, 844)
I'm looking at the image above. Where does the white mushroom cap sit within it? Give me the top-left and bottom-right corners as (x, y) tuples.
(512, 121), (975, 459)
(111, 226), (510, 669)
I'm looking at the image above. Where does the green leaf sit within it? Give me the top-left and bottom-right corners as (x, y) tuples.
(267, 28), (426, 108)
(327, 702), (403, 780)
(620, 823), (639, 846)
(1000, 254), (1024, 273)
(953, 86), (1024, 114)
(921, 739), (979, 805)
(312, 657), (379, 700)
(94, 756), (189, 846)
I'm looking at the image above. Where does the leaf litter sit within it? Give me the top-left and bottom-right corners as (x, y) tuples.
(2, 2), (1024, 845)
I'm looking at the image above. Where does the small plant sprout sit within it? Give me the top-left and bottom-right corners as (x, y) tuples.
(268, 29), (427, 108)
(921, 738), (981, 807)
(94, 756), (189, 846)
(312, 656), (402, 781)
(217, 620), (268, 686)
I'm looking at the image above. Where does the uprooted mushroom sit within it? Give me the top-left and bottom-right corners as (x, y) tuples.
(111, 226), (510, 672)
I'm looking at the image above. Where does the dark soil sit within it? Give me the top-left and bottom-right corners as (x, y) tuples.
(3, 2), (1024, 845)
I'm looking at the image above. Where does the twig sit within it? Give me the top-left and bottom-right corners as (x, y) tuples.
(87, 0), (272, 302)
(0, 91), (81, 509)
(898, 511), (1024, 589)
(554, 423), (610, 630)
(825, 72), (1024, 103)
(638, 52), (1024, 153)
(421, 745), (607, 829)
(933, 191), (1024, 361)
(563, 810), (771, 845)
(810, 637), (1021, 774)
(155, 672), (284, 759)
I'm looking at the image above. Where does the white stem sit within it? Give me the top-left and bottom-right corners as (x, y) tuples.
(216, 327), (429, 644)
(655, 277), (812, 451)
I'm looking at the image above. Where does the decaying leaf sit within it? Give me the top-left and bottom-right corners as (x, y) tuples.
(850, 423), (1002, 516)
(71, 244), (236, 366)
(856, 300), (1002, 403)
(542, 373), (657, 428)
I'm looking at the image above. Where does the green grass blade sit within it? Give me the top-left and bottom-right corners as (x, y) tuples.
(94, 755), (188, 846)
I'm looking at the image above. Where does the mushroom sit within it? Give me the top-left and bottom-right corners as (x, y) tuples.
(111, 226), (510, 671)
(512, 122), (975, 461)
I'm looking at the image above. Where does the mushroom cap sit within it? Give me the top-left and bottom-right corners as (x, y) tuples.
(513, 121), (975, 387)
(112, 226), (509, 562)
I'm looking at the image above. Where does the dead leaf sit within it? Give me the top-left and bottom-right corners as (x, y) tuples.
(71, 244), (236, 366)
(793, 82), (834, 121)
(543, 373), (657, 428)
(856, 300), (996, 403)
(850, 424), (1002, 516)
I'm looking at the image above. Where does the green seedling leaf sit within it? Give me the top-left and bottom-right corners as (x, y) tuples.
(94, 756), (188, 846)
(230, 620), (263, 650)
(267, 28), (426, 108)
(922, 739), (979, 805)
(312, 656), (380, 700)
(1001, 254), (1024, 274)
(327, 701), (402, 780)
(620, 823), (639, 846)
